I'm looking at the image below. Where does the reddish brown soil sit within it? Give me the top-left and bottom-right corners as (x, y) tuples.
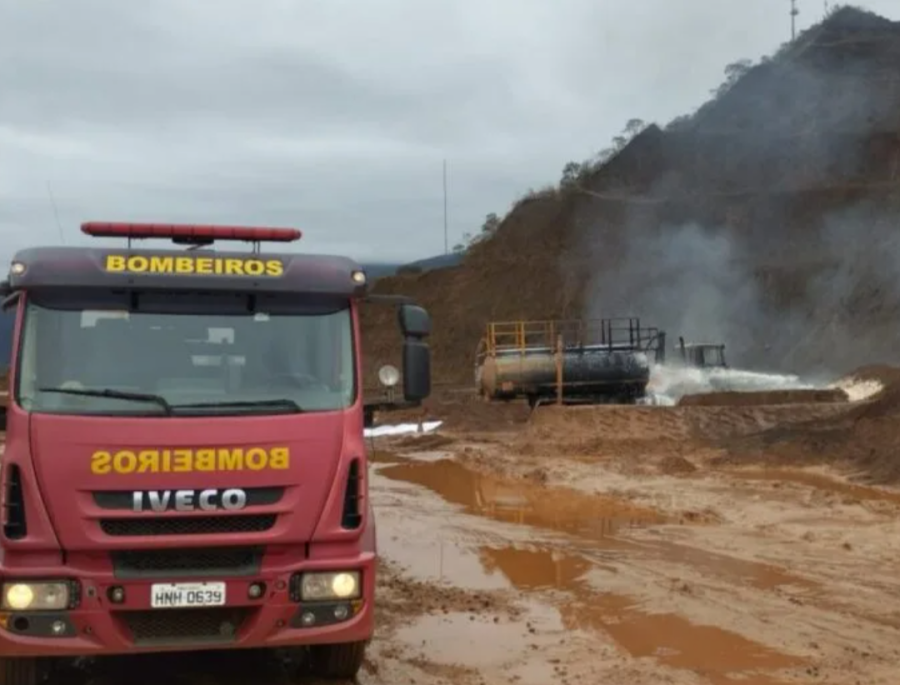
(712, 366), (900, 483)
(678, 388), (848, 406)
(370, 400), (900, 685)
(369, 388), (532, 433)
(378, 364), (900, 486)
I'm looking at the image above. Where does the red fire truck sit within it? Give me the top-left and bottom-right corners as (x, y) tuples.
(0, 222), (432, 683)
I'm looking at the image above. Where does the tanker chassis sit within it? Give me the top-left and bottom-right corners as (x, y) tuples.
(476, 318), (665, 406)
(0, 222), (432, 683)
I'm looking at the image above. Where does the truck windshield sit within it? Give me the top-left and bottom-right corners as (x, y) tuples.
(15, 292), (355, 416)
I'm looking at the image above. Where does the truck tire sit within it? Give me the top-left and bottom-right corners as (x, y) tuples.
(308, 640), (367, 679)
(0, 657), (49, 685)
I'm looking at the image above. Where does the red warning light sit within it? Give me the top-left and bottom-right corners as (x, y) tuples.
(80, 222), (302, 243)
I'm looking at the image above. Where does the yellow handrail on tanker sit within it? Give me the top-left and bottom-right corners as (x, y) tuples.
(480, 318), (656, 361)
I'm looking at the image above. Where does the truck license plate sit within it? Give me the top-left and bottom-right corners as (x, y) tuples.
(150, 582), (226, 609)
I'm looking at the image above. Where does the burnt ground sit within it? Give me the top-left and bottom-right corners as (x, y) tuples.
(17, 373), (900, 685)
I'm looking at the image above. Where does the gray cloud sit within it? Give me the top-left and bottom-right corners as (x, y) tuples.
(3, 0), (900, 262)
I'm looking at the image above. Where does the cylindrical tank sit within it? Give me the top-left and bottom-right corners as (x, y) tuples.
(478, 346), (650, 401)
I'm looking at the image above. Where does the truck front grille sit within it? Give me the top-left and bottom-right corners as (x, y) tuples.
(100, 515), (276, 537)
(121, 608), (251, 647)
(111, 547), (263, 579)
(341, 458), (362, 529)
(2, 465), (27, 540)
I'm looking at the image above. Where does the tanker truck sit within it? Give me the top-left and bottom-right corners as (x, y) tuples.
(475, 318), (665, 407)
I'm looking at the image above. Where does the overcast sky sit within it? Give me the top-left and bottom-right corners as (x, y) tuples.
(2, 0), (899, 264)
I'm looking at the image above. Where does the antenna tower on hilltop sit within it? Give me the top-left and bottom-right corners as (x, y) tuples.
(790, 0), (799, 40)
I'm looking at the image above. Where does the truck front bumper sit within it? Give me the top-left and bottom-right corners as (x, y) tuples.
(0, 552), (375, 657)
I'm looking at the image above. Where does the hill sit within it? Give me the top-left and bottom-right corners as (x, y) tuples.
(361, 252), (463, 283)
(399, 252), (463, 273)
(362, 262), (404, 281)
(362, 5), (900, 387)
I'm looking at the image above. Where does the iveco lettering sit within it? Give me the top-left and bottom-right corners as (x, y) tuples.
(131, 489), (248, 512)
(0, 222), (432, 682)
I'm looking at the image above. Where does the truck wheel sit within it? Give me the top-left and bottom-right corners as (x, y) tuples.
(0, 657), (50, 685)
(308, 640), (367, 679)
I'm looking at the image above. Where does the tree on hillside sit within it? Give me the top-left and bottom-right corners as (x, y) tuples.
(559, 117), (649, 188)
(594, 117), (647, 166)
(613, 118), (647, 149)
(665, 114), (692, 131)
(711, 59), (754, 97)
(560, 161), (586, 188)
(481, 212), (500, 235)
(453, 212), (502, 254)
(826, 3), (864, 18)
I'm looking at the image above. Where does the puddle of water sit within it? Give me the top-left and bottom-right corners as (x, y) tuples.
(579, 597), (804, 673)
(378, 458), (665, 540)
(374, 487), (510, 591)
(377, 459), (813, 683)
(380, 458), (814, 594)
(479, 545), (594, 590)
(380, 532), (510, 592)
(393, 609), (562, 670)
(728, 468), (900, 505)
(486, 545), (805, 681)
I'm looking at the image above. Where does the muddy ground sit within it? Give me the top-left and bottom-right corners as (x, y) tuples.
(357, 398), (900, 685)
(12, 383), (900, 685)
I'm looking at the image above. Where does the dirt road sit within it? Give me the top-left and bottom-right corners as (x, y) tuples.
(13, 389), (900, 684)
(355, 408), (899, 685)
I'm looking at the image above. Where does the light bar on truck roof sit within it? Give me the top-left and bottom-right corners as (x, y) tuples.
(80, 222), (302, 243)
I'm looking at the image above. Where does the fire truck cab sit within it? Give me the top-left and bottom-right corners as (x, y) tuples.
(0, 222), (431, 683)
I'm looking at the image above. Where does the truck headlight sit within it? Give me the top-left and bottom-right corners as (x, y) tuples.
(300, 571), (360, 601)
(1, 582), (70, 611)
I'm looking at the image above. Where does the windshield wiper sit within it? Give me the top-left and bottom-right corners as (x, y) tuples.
(38, 387), (172, 414)
(171, 399), (304, 414)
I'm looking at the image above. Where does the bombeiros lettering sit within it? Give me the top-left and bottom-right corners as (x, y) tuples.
(91, 446), (291, 475)
(132, 488), (248, 512)
(103, 254), (284, 277)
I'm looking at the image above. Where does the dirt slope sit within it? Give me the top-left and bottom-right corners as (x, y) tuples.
(678, 388), (848, 406)
(715, 365), (900, 483)
(362, 7), (900, 387)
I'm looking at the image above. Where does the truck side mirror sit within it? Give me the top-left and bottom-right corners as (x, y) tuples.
(398, 304), (431, 339)
(402, 338), (431, 402)
(399, 304), (432, 402)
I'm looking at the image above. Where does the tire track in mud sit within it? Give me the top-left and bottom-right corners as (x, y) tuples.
(372, 444), (900, 685)
(373, 458), (815, 684)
